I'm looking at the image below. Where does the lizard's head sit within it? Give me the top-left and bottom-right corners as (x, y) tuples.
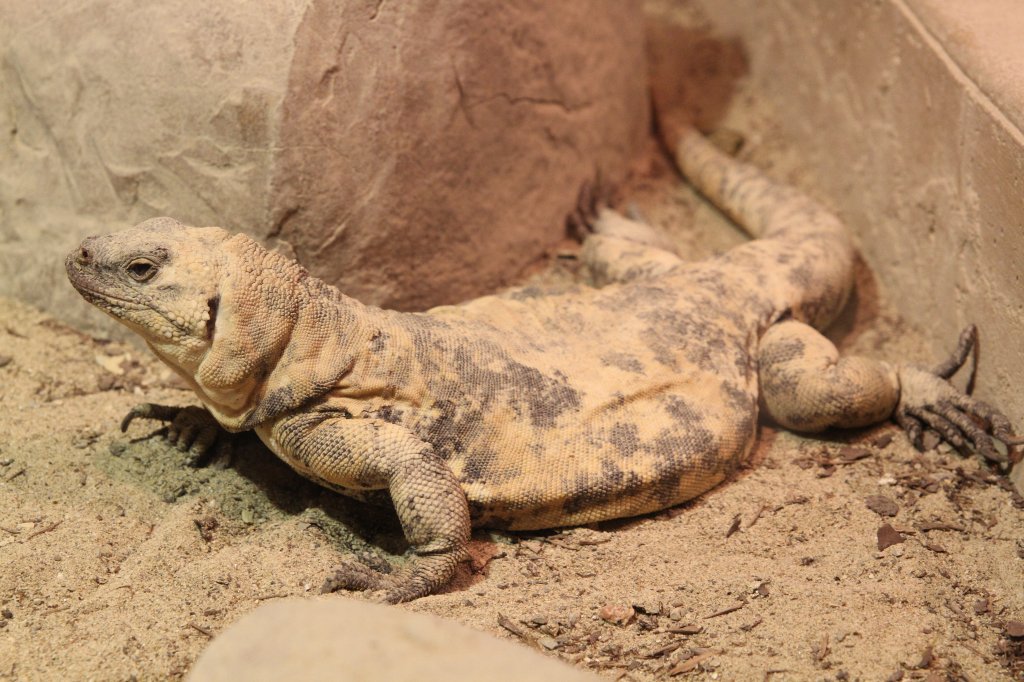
(65, 217), (230, 354)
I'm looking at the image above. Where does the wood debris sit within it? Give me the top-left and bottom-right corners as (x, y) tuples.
(705, 601), (744, 619)
(877, 523), (905, 551)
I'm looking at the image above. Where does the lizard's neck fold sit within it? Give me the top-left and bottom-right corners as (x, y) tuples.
(191, 235), (381, 431)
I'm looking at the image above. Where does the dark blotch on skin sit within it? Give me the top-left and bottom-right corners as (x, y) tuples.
(375, 404), (404, 424)
(243, 384), (296, 429)
(458, 446), (514, 485)
(442, 342), (582, 429)
(461, 455), (489, 483)
(422, 399), (479, 461)
(787, 263), (813, 288)
(562, 461), (645, 516)
(600, 351), (644, 374)
(664, 395), (702, 424)
(608, 422), (640, 457)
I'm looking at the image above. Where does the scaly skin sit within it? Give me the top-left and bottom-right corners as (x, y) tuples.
(65, 126), (1018, 602)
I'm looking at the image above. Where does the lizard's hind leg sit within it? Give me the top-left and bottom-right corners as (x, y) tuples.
(759, 320), (1020, 464)
(759, 320), (899, 432)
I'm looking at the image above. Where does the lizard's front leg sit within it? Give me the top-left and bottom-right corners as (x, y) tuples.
(270, 412), (471, 603)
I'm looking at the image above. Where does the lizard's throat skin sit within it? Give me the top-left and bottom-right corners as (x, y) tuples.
(173, 235), (383, 431)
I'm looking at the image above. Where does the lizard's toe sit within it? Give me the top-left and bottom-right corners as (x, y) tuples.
(168, 406), (223, 465)
(897, 365), (1019, 465)
(320, 559), (389, 595)
(120, 402), (181, 432)
(119, 403), (226, 467)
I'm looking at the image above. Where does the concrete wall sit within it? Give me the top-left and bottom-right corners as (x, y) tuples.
(687, 0), (1024, 437)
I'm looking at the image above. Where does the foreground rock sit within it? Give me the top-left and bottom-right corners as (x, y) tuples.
(187, 597), (598, 682)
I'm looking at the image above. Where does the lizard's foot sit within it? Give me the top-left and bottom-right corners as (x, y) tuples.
(120, 403), (224, 467)
(567, 178), (675, 251)
(320, 557), (392, 598)
(895, 327), (1019, 465)
(320, 548), (468, 604)
(318, 561), (431, 604)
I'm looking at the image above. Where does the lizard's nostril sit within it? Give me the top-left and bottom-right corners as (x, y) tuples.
(77, 245), (91, 265)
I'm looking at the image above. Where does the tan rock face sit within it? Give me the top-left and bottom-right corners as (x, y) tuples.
(0, 1), (304, 332)
(270, 0), (648, 309)
(0, 1), (647, 328)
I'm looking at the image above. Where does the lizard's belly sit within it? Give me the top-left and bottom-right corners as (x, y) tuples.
(449, 373), (759, 530)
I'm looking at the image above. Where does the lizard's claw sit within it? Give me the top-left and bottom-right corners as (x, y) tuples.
(320, 559), (389, 597)
(320, 558), (416, 604)
(895, 327), (1019, 465)
(566, 173), (610, 241)
(931, 324), (978, 385)
(120, 403), (224, 467)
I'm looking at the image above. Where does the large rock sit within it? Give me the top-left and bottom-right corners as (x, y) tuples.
(0, 1), (648, 330)
(187, 597), (599, 682)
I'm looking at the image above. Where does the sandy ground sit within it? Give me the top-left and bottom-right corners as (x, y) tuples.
(2, 105), (1023, 681)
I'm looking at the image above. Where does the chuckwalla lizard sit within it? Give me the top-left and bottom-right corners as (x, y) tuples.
(65, 126), (1018, 602)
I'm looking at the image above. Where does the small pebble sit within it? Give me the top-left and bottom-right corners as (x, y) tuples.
(598, 604), (634, 626)
(864, 494), (899, 518)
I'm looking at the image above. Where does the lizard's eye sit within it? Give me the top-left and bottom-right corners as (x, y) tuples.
(126, 258), (158, 282)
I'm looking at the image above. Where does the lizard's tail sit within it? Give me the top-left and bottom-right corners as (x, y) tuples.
(670, 126), (851, 248)
(666, 125), (857, 331)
